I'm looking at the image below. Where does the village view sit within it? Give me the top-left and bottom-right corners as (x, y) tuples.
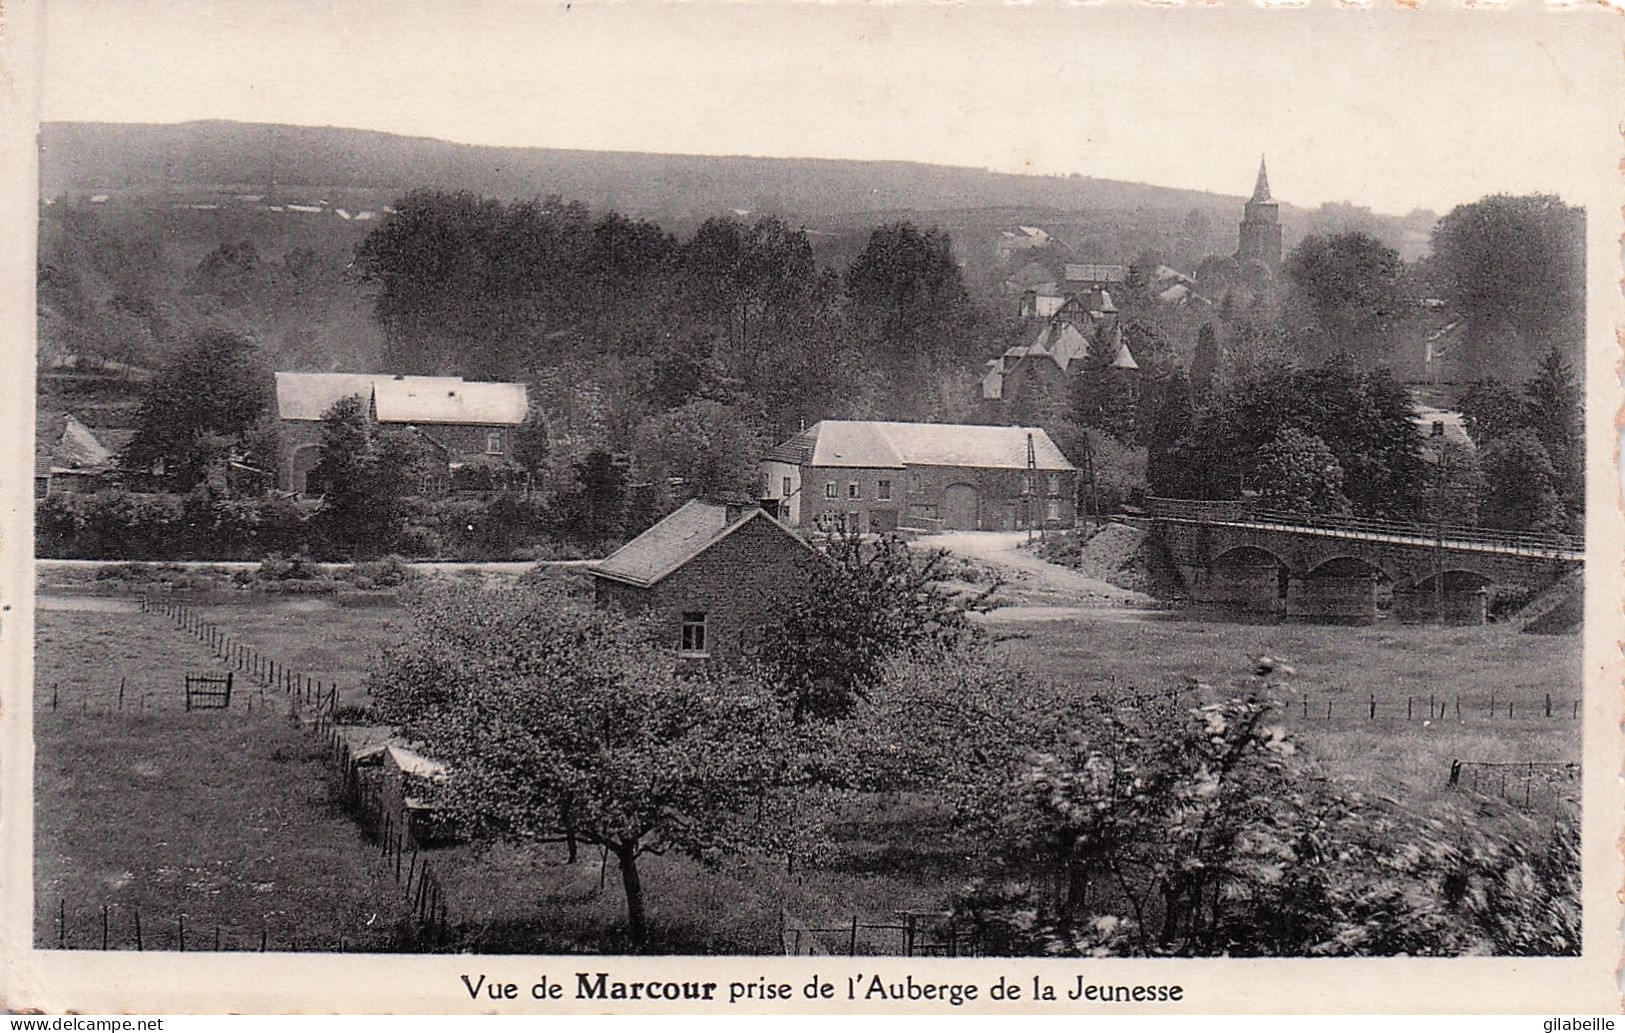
(33, 124), (1585, 958)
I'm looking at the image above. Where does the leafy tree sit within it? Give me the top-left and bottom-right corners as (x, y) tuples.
(309, 397), (437, 556)
(1253, 429), (1348, 515)
(554, 449), (627, 546)
(757, 530), (987, 723)
(1144, 369), (1195, 500)
(368, 581), (794, 950)
(1070, 328), (1139, 442)
(1523, 346), (1583, 513)
(629, 400), (765, 519)
(1189, 323), (1220, 399)
(1429, 194), (1584, 381)
(845, 222), (980, 410)
(1457, 380), (1529, 445)
(121, 329), (275, 491)
(1478, 429), (1568, 533)
(1284, 231), (1406, 364)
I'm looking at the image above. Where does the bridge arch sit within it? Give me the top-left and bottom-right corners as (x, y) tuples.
(1305, 555), (1399, 585)
(1396, 568), (1495, 594)
(1213, 545), (1289, 570)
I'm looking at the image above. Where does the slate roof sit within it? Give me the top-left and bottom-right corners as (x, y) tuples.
(592, 499), (814, 588)
(773, 421), (1075, 472)
(373, 377), (528, 426)
(36, 412), (115, 470)
(1063, 263), (1127, 284)
(275, 372), (528, 425)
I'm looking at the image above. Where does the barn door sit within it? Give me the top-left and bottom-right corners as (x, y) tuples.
(943, 484), (980, 530)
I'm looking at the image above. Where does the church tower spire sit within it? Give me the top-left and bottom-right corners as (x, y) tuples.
(1251, 155), (1272, 204)
(1237, 155), (1282, 276)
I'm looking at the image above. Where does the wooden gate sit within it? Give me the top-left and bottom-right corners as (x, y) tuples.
(184, 673), (233, 711)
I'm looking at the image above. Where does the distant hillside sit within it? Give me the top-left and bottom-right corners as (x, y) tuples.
(38, 121), (1435, 259)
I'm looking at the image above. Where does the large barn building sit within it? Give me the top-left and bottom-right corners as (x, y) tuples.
(760, 421), (1077, 533)
(273, 372), (528, 494)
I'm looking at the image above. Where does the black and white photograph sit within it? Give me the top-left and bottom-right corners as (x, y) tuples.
(2, 0), (1621, 1016)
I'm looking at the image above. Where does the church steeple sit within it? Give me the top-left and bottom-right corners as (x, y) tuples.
(1250, 155), (1273, 204)
(1237, 155), (1282, 276)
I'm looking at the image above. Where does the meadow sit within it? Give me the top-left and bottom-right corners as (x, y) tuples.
(33, 589), (1582, 954)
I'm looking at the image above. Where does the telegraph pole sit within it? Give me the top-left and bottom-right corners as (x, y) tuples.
(1025, 432), (1037, 544)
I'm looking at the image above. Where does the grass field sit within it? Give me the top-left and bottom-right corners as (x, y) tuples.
(34, 589), (1584, 953)
(992, 615), (1582, 814)
(34, 609), (410, 951)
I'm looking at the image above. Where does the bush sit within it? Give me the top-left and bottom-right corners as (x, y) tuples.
(36, 489), (318, 560)
(952, 662), (1580, 957)
(255, 552), (324, 581)
(347, 554), (418, 588)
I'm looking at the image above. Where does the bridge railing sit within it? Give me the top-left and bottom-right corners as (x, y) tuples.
(1142, 496), (1584, 558)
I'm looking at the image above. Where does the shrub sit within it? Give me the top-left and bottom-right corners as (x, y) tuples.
(952, 662), (1581, 957)
(348, 554), (418, 588)
(255, 552), (323, 581)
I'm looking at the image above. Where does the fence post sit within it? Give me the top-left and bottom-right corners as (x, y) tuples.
(1455, 695), (1461, 720)
(1407, 697), (1412, 720)
(260, 928), (268, 952)
(849, 915), (859, 956)
(102, 904), (109, 951)
(58, 898), (65, 948)
(119, 678), (125, 710)
(134, 908), (142, 951)
(1368, 693), (1375, 720)
(178, 914), (185, 952)
(1545, 693), (1552, 718)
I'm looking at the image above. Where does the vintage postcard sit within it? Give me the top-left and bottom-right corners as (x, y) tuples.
(1, 0), (1621, 1017)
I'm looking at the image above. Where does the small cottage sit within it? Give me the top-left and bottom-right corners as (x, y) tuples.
(590, 499), (822, 661)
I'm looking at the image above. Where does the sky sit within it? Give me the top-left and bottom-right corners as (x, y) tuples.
(27, 0), (1625, 215)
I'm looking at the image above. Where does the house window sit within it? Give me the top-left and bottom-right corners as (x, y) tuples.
(1047, 473), (1060, 496)
(1047, 498), (1061, 521)
(877, 479), (892, 501)
(824, 482), (837, 499)
(848, 481), (861, 500)
(909, 471), (922, 493)
(783, 476), (792, 498)
(485, 430), (503, 455)
(680, 612), (708, 655)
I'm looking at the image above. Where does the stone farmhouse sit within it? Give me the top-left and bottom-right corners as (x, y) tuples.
(273, 372), (528, 494)
(760, 421), (1077, 533)
(591, 498), (822, 662)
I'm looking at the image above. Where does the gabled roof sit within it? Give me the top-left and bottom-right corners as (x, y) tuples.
(1111, 340), (1140, 370)
(1063, 263), (1127, 284)
(776, 421), (1076, 472)
(37, 412), (115, 470)
(593, 500), (815, 589)
(275, 372), (528, 425)
(373, 377), (528, 426)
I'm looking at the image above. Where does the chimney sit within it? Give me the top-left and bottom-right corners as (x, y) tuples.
(724, 499), (759, 524)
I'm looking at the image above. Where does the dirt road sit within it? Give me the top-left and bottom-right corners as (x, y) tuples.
(912, 530), (1158, 617)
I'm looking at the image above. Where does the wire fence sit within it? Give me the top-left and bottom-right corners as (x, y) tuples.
(140, 594), (343, 716)
(780, 910), (980, 957)
(45, 898), (398, 953)
(1447, 760), (1579, 812)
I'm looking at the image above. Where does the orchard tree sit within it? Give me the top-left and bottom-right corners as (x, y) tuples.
(368, 582), (795, 951)
(121, 329), (276, 492)
(757, 530), (989, 723)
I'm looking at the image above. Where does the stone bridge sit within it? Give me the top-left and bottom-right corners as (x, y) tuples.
(1139, 499), (1584, 622)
